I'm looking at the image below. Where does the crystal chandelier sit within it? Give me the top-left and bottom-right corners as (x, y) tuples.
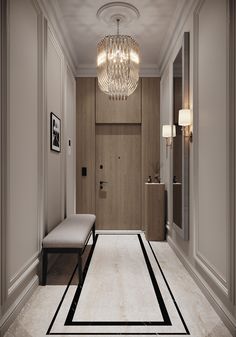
(97, 19), (140, 100)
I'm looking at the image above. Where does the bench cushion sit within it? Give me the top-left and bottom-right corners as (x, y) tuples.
(42, 214), (95, 249)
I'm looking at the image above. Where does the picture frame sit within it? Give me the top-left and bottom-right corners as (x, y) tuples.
(50, 112), (61, 152)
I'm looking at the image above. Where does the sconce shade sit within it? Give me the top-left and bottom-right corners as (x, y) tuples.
(162, 125), (176, 138)
(178, 109), (192, 126)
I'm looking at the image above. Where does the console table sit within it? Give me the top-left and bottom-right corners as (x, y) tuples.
(144, 183), (165, 241)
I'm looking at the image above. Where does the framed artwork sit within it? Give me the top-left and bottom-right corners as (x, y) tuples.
(50, 112), (61, 152)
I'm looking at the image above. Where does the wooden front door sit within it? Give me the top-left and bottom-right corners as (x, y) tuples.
(96, 124), (141, 230)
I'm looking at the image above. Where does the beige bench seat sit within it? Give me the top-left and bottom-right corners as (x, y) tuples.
(43, 214), (96, 249)
(42, 214), (96, 286)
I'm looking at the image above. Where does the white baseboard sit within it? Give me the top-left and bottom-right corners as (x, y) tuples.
(167, 236), (236, 337)
(0, 275), (39, 337)
(8, 258), (39, 296)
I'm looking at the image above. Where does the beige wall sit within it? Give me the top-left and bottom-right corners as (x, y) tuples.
(8, 0), (39, 282)
(160, 0), (236, 334)
(46, 25), (65, 233)
(2, 0), (42, 320)
(197, 0), (228, 286)
(0, 0), (76, 334)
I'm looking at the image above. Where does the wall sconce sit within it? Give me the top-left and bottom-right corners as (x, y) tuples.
(178, 109), (193, 142)
(162, 125), (176, 147)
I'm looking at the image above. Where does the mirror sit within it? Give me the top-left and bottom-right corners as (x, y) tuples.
(172, 32), (190, 240)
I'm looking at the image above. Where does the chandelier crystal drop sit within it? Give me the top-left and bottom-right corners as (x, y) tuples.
(97, 19), (140, 100)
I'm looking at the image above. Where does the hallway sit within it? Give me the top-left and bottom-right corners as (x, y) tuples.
(0, 0), (236, 336)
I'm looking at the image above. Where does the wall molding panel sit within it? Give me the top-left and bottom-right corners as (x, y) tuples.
(160, 0), (236, 331)
(0, 0), (44, 334)
(0, 0), (76, 335)
(193, 0), (231, 298)
(46, 23), (65, 234)
(168, 236), (236, 336)
(5, 0), (43, 300)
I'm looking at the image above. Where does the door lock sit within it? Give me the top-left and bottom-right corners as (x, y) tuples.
(100, 181), (108, 190)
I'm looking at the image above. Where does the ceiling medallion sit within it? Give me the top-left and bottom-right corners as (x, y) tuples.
(96, 2), (140, 100)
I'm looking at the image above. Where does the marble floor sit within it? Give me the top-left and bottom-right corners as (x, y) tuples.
(4, 234), (232, 337)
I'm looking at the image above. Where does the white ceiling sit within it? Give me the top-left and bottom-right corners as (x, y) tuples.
(48, 0), (187, 75)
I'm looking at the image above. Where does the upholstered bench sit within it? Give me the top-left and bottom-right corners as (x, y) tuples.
(42, 214), (96, 286)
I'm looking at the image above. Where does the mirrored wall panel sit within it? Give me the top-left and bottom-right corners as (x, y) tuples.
(172, 32), (189, 240)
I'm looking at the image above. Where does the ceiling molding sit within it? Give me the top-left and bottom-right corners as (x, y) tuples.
(158, 0), (187, 68)
(76, 65), (160, 78)
(76, 65), (97, 78)
(37, 0), (77, 75)
(139, 65), (160, 77)
(159, 0), (197, 75)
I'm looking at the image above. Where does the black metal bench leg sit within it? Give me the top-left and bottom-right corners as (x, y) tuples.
(92, 223), (96, 245)
(78, 250), (83, 287)
(42, 249), (48, 286)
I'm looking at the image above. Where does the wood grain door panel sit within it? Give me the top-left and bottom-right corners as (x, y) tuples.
(96, 125), (141, 230)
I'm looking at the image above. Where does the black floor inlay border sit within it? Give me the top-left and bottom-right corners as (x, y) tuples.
(65, 234), (171, 326)
(47, 234), (190, 335)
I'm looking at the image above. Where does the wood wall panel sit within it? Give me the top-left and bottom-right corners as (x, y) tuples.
(76, 78), (96, 213)
(96, 80), (141, 123)
(76, 77), (160, 230)
(65, 66), (76, 216)
(141, 77), (160, 229)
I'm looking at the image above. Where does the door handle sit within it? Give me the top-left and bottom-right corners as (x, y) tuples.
(100, 181), (108, 190)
